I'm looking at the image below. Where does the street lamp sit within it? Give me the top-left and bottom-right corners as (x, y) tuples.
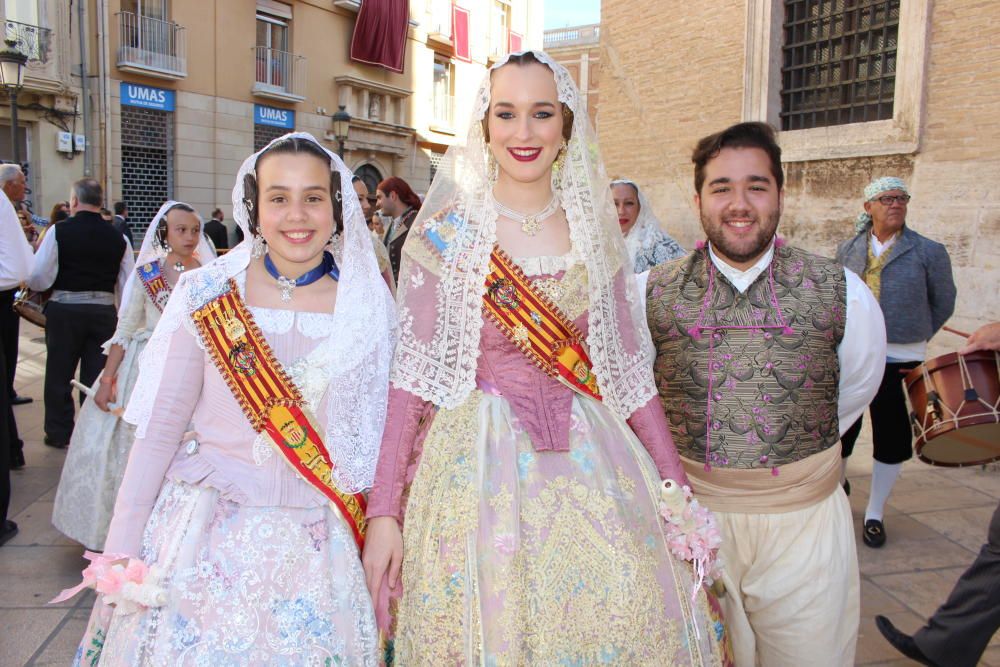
(331, 105), (351, 159)
(0, 39), (27, 166)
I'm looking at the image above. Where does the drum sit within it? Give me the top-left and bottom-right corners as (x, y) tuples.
(904, 350), (1000, 467)
(12, 288), (46, 328)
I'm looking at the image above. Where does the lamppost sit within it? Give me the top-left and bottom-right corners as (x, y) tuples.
(0, 39), (27, 165)
(331, 105), (352, 159)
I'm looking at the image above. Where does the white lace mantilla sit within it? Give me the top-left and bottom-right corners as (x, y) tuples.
(124, 131), (398, 494)
(390, 50), (657, 419)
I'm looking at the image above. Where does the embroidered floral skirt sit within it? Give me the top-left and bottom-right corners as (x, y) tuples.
(393, 390), (733, 666)
(52, 332), (149, 550)
(73, 481), (378, 666)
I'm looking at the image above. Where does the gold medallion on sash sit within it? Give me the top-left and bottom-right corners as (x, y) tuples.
(192, 279), (368, 550)
(483, 247), (601, 401)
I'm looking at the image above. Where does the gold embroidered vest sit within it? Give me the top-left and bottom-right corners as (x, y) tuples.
(646, 245), (847, 469)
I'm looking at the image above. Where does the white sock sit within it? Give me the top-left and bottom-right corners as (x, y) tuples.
(865, 461), (902, 523)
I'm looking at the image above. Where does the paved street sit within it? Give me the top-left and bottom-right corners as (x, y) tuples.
(1, 321), (998, 665)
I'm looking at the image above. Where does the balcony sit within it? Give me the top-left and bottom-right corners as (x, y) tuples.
(252, 47), (306, 103)
(4, 20), (51, 64)
(543, 24), (601, 50)
(116, 12), (187, 80)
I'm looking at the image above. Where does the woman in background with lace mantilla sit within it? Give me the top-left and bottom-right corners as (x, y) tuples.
(362, 51), (731, 665)
(612, 178), (686, 273)
(52, 201), (212, 551)
(63, 133), (396, 665)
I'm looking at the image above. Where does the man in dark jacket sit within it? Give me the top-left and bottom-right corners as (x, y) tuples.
(112, 200), (134, 249)
(836, 177), (956, 549)
(203, 208), (229, 251)
(28, 180), (134, 447)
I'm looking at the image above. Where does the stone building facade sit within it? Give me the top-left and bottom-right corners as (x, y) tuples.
(82, 0), (542, 240)
(0, 1), (87, 219)
(543, 23), (600, 126)
(599, 0), (999, 345)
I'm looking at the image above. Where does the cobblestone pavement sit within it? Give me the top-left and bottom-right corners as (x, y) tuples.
(1, 322), (998, 665)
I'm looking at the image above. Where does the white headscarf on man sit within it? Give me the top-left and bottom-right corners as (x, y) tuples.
(123, 132), (397, 493)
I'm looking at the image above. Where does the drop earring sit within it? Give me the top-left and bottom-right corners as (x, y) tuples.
(251, 234), (266, 258)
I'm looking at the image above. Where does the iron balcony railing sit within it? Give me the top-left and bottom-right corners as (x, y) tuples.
(253, 46), (306, 101)
(116, 11), (187, 78)
(4, 20), (51, 63)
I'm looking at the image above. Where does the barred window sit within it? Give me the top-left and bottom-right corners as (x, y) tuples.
(781, 0), (900, 131)
(254, 123), (286, 152)
(121, 106), (174, 237)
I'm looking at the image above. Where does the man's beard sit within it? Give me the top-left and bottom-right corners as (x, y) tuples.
(700, 209), (781, 265)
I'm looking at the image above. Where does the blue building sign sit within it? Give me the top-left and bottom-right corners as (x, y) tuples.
(254, 104), (295, 129)
(120, 82), (175, 112)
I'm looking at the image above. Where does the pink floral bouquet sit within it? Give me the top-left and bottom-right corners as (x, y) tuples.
(51, 551), (166, 614)
(659, 479), (723, 598)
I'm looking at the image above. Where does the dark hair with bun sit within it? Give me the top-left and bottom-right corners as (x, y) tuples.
(155, 202), (197, 250)
(241, 137), (340, 237)
(482, 51), (574, 144)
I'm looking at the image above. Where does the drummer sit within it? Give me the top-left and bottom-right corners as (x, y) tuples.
(876, 321), (1000, 667)
(836, 176), (957, 548)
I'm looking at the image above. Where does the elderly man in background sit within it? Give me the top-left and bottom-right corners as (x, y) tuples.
(27, 179), (134, 449)
(0, 164), (35, 410)
(836, 177), (956, 549)
(0, 189), (33, 542)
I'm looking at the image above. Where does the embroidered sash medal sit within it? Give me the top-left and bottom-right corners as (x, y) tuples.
(192, 280), (368, 551)
(137, 260), (172, 313)
(483, 247), (601, 401)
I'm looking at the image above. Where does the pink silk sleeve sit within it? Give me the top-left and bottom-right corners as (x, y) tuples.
(103, 322), (205, 556)
(627, 396), (690, 487)
(366, 386), (434, 522)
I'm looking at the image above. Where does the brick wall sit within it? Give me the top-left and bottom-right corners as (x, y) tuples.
(599, 0), (1000, 351)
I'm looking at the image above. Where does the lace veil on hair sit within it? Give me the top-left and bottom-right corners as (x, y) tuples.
(392, 50), (657, 418)
(117, 200), (216, 317)
(123, 132), (397, 493)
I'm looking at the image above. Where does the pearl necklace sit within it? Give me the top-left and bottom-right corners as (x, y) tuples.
(489, 191), (561, 236)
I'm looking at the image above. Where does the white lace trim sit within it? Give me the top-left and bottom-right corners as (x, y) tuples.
(390, 51), (657, 418)
(511, 250), (579, 277)
(248, 306), (336, 339)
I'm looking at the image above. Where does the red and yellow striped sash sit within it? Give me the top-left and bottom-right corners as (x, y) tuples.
(192, 280), (368, 551)
(483, 247), (601, 401)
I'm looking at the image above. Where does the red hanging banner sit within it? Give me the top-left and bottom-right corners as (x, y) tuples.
(453, 5), (471, 62)
(350, 0), (409, 74)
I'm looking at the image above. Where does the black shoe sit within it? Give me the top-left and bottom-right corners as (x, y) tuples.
(0, 520), (17, 547)
(875, 616), (937, 666)
(843, 479), (851, 496)
(44, 436), (68, 449)
(9, 449), (25, 470)
(11, 394), (32, 405)
(864, 519), (887, 548)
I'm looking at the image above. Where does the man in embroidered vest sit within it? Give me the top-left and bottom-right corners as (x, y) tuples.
(836, 177), (956, 550)
(643, 122), (886, 667)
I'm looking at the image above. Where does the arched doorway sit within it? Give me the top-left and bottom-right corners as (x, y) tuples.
(354, 164), (382, 197)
